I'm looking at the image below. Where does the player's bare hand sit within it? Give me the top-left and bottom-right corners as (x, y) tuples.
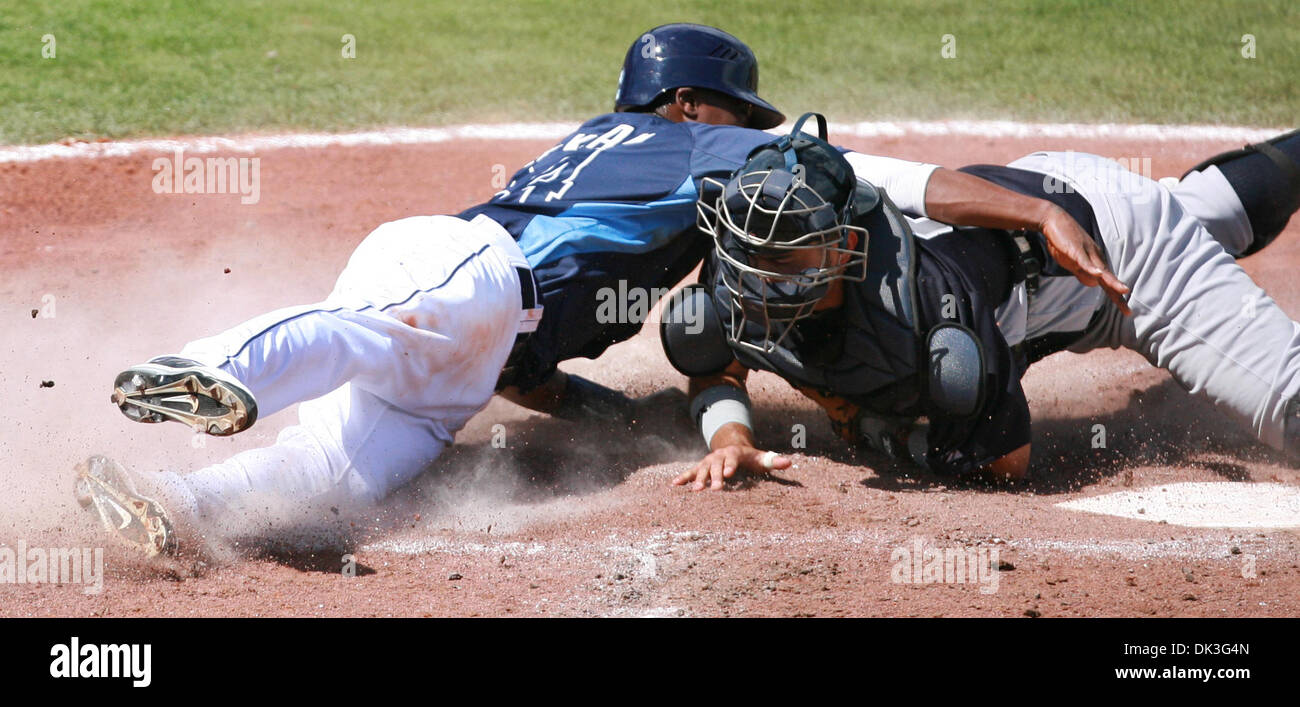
(1039, 207), (1132, 316)
(671, 445), (792, 491)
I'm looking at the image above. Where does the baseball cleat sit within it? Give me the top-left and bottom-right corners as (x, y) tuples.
(74, 455), (179, 558)
(111, 356), (258, 436)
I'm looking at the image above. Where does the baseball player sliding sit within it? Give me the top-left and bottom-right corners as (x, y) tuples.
(664, 115), (1300, 489)
(76, 24), (1133, 558)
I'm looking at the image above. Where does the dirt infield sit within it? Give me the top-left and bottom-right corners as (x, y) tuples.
(1, 129), (1297, 617)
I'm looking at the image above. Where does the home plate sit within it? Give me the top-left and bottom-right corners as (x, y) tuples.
(1056, 482), (1300, 529)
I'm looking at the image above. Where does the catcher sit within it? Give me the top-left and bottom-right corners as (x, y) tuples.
(663, 115), (1300, 488)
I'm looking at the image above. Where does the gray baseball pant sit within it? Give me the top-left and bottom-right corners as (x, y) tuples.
(1010, 150), (1300, 455)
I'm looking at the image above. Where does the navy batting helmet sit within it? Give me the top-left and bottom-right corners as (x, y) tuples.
(614, 23), (785, 130)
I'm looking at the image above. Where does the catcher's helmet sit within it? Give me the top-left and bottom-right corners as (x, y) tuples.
(614, 23), (785, 130)
(697, 113), (868, 353)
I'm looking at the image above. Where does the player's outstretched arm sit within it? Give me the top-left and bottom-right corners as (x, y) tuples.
(844, 152), (1129, 314)
(672, 362), (792, 491)
(922, 168), (1132, 315)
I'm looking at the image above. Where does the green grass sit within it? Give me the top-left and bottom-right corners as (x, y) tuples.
(0, 0), (1295, 144)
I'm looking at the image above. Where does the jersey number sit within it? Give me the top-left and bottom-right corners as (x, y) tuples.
(496, 123), (651, 205)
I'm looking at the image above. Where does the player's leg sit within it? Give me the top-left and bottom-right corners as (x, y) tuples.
(120, 217), (528, 543)
(93, 215), (530, 547)
(1166, 165), (1254, 256)
(144, 382), (453, 539)
(117, 215), (529, 429)
(1173, 129), (1300, 257)
(1016, 151), (1300, 456)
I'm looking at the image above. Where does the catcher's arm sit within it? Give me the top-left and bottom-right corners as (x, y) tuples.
(843, 152), (1130, 315)
(923, 168), (1130, 315)
(672, 360), (793, 491)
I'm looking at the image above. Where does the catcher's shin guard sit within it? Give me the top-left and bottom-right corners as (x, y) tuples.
(1183, 128), (1300, 178)
(1186, 128), (1300, 256)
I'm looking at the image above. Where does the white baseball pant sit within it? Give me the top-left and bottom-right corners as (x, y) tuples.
(147, 214), (536, 534)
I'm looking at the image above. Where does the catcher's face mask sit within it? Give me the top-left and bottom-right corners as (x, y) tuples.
(698, 162), (868, 354)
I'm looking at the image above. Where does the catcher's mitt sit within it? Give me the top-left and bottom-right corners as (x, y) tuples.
(794, 385), (915, 460)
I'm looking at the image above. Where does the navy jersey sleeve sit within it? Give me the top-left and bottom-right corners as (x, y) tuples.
(686, 121), (775, 182)
(913, 228), (1031, 475)
(459, 115), (775, 390)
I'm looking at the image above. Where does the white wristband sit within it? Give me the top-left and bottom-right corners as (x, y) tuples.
(690, 385), (752, 447)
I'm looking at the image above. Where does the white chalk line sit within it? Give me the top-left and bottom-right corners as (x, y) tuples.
(363, 525), (1287, 562)
(0, 120), (1285, 164)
